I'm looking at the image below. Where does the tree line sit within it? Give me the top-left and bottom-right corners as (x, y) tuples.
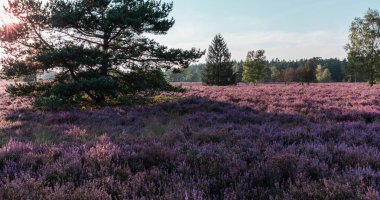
(167, 8), (380, 86)
(166, 53), (349, 84)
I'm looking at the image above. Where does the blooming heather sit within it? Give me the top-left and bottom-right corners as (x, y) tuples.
(1, 81), (380, 199)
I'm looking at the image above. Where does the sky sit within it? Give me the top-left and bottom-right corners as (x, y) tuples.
(0, 0), (378, 62)
(152, 0), (380, 62)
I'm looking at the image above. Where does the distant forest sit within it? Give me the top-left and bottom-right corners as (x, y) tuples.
(166, 58), (365, 83)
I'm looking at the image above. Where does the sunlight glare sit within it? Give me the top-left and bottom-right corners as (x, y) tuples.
(0, 1), (19, 26)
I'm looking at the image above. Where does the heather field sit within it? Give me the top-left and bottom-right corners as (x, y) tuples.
(2, 81), (380, 199)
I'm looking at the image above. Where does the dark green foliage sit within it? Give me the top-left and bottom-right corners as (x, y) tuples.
(269, 58), (347, 82)
(344, 58), (368, 82)
(202, 34), (236, 86)
(296, 58), (318, 84)
(169, 57), (349, 84)
(118, 69), (171, 94)
(6, 82), (51, 96)
(320, 59), (346, 82)
(35, 96), (72, 111)
(0, 0), (204, 107)
(20, 75), (37, 82)
(52, 77), (118, 99)
(233, 60), (244, 82)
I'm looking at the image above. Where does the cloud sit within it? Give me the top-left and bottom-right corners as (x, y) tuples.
(224, 31), (349, 61)
(152, 29), (349, 62)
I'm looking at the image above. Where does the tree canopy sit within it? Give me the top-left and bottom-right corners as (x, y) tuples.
(346, 9), (380, 86)
(316, 65), (332, 83)
(242, 50), (268, 83)
(0, 0), (204, 107)
(296, 58), (317, 84)
(202, 34), (236, 86)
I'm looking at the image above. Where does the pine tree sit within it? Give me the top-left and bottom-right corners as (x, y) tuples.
(202, 34), (236, 86)
(233, 61), (244, 83)
(242, 50), (267, 83)
(0, 0), (204, 106)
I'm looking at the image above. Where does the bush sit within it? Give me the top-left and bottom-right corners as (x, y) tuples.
(34, 95), (72, 111)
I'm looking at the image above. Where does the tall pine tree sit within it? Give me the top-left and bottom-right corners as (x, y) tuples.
(202, 34), (235, 86)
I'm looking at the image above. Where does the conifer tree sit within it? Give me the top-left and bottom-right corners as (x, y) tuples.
(0, 0), (204, 106)
(202, 34), (235, 86)
(233, 61), (244, 83)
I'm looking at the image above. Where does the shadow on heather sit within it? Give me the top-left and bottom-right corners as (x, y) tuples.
(1, 96), (380, 199)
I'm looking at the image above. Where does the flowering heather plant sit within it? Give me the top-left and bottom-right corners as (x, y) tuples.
(1, 81), (380, 199)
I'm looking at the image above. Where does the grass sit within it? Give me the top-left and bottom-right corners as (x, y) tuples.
(33, 131), (57, 145)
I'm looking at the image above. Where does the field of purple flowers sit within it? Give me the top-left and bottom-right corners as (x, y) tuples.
(1, 81), (380, 199)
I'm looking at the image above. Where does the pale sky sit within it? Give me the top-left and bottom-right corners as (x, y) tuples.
(1, 0), (379, 62)
(152, 0), (380, 61)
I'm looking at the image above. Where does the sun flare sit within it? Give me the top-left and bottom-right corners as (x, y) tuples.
(0, 1), (19, 26)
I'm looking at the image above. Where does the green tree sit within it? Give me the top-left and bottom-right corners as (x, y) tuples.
(322, 69), (332, 82)
(283, 67), (296, 83)
(320, 58), (345, 82)
(316, 65), (332, 82)
(0, 0), (204, 105)
(242, 50), (267, 83)
(202, 34), (235, 86)
(268, 58), (347, 82)
(233, 61), (244, 83)
(346, 9), (380, 86)
(296, 58), (317, 84)
(270, 66), (281, 82)
(316, 65), (324, 82)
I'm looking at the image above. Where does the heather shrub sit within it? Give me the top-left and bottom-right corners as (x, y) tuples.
(282, 179), (357, 200)
(0, 136), (9, 147)
(0, 176), (52, 200)
(43, 149), (85, 187)
(126, 143), (175, 173)
(50, 182), (113, 200)
(64, 126), (87, 142)
(299, 157), (329, 181)
(34, 131), (57, 145)
(152, 95), (181, 104)
(195, 131), (225, 144)
(0, 83), (380, 198)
